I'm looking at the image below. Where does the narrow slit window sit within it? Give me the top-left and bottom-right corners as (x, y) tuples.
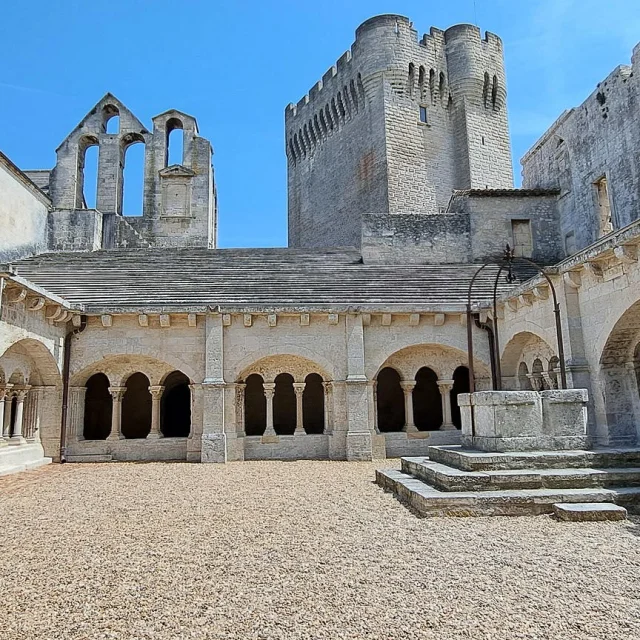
(419, 106), (428, 124)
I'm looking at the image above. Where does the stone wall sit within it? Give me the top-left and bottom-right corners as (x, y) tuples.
(361, 213), (470, 264)
(522, 43), (640, 255)
(0, 153), (50, 262)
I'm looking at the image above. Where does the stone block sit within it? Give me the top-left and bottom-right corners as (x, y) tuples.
(201, 434), (227, 463)
(553, 502), (627, 522)
(541, 389), (588, 437)
(346, 432), (373, 461)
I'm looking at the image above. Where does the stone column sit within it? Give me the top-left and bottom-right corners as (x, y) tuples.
(323, 381), (334, 434)
(68, 387), (87, 442)
(400, 381), (417, 432)
(528, 374), (544, 391)
(2, 386), (13, 439)
(0, 387), (8, 445)
(293, 382), (305, 435)
(235, 383), (246, 436)
(107, 386), (126, 440)
(9, 389), (29, 445)
(437, 380), (456, 430)
(148, 385), (164, 439)
(263, 383), (276, 437)
(23, 388), (38, 441)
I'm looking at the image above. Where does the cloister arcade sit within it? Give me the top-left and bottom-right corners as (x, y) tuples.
(237, 355), (331, 437)
(0, 338), (62, 456)
(501, 331), (561, 391)
(70, 360), (194, 443)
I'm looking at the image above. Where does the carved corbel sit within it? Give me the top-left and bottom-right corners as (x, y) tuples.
(518, 293), (533, 307)
(563, 270), (582, 289)
(532, 285), (549, 301)
(27, 296), (46, 311)
(434, 313), (445, 326)
(614, 245), (638, 264)
(46, 305), (65, 321)
(101, 314), (113, 327)
(138, 314), (149, 327)
(6, 287), (27, 303)
(506, 298), (518, 313)
(409, 313), (420, 326)
(54, 310), (70, 323)
(159, 314), (171, 328)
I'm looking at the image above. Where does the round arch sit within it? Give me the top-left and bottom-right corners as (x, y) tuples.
(598, 299), (640, 445)
(373, 343), (490, 383)
(501, 332), (555, 390)
(0, 338), (62, 386)
(236, 353), (331, 384)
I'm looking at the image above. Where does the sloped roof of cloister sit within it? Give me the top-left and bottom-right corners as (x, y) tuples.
(10, 248), (527, 313)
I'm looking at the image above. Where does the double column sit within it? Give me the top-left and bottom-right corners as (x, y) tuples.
(107, 386), (126, 440)
(148, 385), (165, 438)
(1, 385), (31, 445)
(437, 380), (456, 430)
(400, 381), (417, 432)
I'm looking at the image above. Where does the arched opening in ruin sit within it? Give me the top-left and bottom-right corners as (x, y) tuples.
(451, 366), (470, 429)
(161, 371), (191, 437)
(377, 367), (405, 432)
(122, 135), (145, 217)
(121, 372), (152, 439)
(80, 138), (99, 209)
(83, 373), (112, 440)
(103, 105), (120, 134)
(244, 374), (266, 436)
(303, 373), (324, 434)
(413, 367), (442, 431)
(166, 118), (184, 167)
(549, 356), (560, 389)
(274, 372), (296, 435)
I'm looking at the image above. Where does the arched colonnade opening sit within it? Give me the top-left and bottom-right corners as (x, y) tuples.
(81, 366), (192, 441)
(501, 331), (560, 392)
(599, 299), (640, 445)
(238, 355), (330, 437)
(375, 364), (469, 432)
(0, 338), (63, 447)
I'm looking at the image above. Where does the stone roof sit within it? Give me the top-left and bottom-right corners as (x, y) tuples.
(11, 248), (528, 313)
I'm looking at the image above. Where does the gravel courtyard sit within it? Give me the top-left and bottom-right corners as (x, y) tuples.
(1, 461), (640, 640)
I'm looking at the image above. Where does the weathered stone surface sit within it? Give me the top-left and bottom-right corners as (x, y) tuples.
(553, 503), (627, 522)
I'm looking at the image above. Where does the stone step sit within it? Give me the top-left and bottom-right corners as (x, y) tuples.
(375, 468), (640, 517)
(0, 457), (52, 477)
(553, 502), (628, 522)
(427, 445), (640, 472)
(65, 454), (113, 463)
(402, 457), (640, 492)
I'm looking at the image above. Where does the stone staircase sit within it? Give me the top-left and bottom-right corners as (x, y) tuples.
(376, 445), (640, 517)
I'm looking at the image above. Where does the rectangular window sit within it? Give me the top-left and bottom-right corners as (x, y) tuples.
(511, 219), (533, 258)
(594, 176), (613, 237)
(419, 106), (428, 124)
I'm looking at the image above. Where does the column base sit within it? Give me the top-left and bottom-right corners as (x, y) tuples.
(403, 424), (419, 433)
(346, 432), (373, 461)
(146, 433), (162, 440)
(201, 433), (227, 463)
(440, 423), (458, 431)
(9, 436), (27, 446)
(263, 427), (277, 437)
(107, 434), (125, 441)
(294, 428), (306, 436)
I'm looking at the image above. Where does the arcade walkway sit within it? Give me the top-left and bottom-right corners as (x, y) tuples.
(1, 461), (639, 639)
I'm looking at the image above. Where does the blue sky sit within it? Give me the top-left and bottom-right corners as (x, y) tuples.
(1, 0), (639, 247)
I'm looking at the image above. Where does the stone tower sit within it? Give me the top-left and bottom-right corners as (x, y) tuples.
(286, 15), (514, 248)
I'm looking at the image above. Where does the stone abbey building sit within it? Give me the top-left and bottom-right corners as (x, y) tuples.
(1, 14), (640, 473)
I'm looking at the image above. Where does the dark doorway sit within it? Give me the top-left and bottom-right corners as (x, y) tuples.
(245, 374), (266, 436)
(413, 367), (442, 431)
(161, 371), (191, 437)
(83, 373), (112, 440)
(451, 366), (470, 429)
(121, 372), (152, 439)
(303, 373), (324, 434)
(274, 373), (296, 435)
(377, 367), (405, 432)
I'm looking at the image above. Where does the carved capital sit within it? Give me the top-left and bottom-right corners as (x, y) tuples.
(108, 386), (126, 402)
(148, 385), (165, 399)
(400, 381), (416, 394)
(293, 382), (306, 396)
(437, 380), (454, 395)
(563, 270), (582, 289)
